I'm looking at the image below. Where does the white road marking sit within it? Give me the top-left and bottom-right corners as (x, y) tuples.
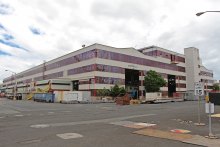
(15, 114), (24, 117)
(0, 116), (5, 119)
(30, 114), (155, 128)
(56, 133), (83, 139)
(134, 123), (156, 127)
(110, 121), (156, 128)
(30, 124), (50, 128)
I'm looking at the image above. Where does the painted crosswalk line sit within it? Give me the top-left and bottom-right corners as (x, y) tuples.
(56, 133), (83, 139)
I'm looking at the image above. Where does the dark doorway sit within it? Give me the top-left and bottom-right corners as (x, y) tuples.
(72, 80), (79, 91)
(125, 69), (139, 99)
(168, 75), (176, 97)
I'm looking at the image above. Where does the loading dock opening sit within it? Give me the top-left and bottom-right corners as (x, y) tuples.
(72, 80), (79, 91)
(125, 69), (139, 99)
(168, 75), (176, 97)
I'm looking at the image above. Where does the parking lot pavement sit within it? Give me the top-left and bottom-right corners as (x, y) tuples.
(0, 98), (220, 147)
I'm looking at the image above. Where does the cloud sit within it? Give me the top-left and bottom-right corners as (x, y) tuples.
(0, 50), (11, 56)
(91, 0), (153, 21)
(0, 2), (14, 15)
(2, 34), (14, 40)
(0, 23), (6, 30)
(29, 26), (44, 35)
(0, 0), (220, 83)
(0, 39), (27, 51)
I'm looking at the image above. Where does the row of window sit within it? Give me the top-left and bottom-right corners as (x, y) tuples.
(143, 50), (185, 63)
(3, 76), (15, 83)
(205, 86), (213, 89)
(139, 71), (186, 81)
(79, 76), (186, 88)
(5, 70), (186, 87)
(5, 82), (15, 86)
(67, 64), (125, 75)
(176, 76), (186, 80)
(68, 65), (94, 75)
(3, 78), (32, 87)
(97, 50), (186, 72)
(3, 68), (43, 83)
(139, 80), (186, 88)
(96, 64), (125, 73)
(3, 50), (96, 83)
(176, 83), (187, 88)
(46, 50), (96, 70)
(201, 79), (214, 84)
(199, 71), (213, 77)
(95, 76), (125, 85)
(79, 80), (90, 85)
(44, 72), (63, 80)
(34, 72), (63, 81)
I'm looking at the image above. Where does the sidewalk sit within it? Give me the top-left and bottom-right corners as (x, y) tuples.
(134, 128), (220, 147)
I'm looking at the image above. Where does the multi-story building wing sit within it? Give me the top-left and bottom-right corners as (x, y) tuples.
(184, 47), (214, 92)
(0, 43), (215, 99)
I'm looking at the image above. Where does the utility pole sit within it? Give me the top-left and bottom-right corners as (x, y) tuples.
(5, 70), (17, 100)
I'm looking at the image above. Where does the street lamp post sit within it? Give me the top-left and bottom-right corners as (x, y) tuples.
(196, 11), (220, 16)
(196, 11), (219, 139)
(5, 70), (17, 100)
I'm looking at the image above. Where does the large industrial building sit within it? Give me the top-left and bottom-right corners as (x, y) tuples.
(0, 43), (215, 100)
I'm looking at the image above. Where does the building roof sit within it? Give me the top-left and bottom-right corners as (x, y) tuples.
(138, 45), (184, 57)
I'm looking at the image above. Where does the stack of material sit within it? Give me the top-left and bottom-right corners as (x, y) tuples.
(130, 100), (140, 105)
(115, 94), (130, 105)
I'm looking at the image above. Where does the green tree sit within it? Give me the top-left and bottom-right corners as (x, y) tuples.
(109, 84), (126, 97)
(119, 87), (126, 96)
(97, 88), (110, 98)
(144, 70), (166, 92)
(213, 83), (220, 91)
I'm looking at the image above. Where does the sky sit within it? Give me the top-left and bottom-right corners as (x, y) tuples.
(0, 0), (220, 83)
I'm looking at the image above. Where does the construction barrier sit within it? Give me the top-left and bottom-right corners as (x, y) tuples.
(115, 94), (130, 105)
(33, 93), (55, 103)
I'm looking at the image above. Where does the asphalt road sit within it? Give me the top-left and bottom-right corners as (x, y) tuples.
(1, 98), (220, 147)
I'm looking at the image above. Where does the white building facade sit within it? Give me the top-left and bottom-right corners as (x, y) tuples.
(0, 44), (215, 99)
(184, 47), (214, 93)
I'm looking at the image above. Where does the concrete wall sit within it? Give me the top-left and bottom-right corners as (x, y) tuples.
(184, 47), (214, 92)
(184, 47), (200, 91)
